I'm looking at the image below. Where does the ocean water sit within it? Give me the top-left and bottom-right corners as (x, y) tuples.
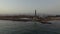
(0, 20), (60, 34)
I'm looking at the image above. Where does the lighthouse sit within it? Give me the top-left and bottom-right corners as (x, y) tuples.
(33, 10), (37, 20)
(35, 9), (37, 17)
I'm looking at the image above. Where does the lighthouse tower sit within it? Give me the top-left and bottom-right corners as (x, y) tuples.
(35, 9), (37, 17)
(33, 10), (37, 20)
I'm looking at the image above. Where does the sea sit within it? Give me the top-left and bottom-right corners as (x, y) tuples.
(0, 20), (60, 34)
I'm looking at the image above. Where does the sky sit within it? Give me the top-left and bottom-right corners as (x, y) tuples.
(0, 0), (60, 15)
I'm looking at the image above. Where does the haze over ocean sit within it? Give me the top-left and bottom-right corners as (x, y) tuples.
(0, 0), (60, 15)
